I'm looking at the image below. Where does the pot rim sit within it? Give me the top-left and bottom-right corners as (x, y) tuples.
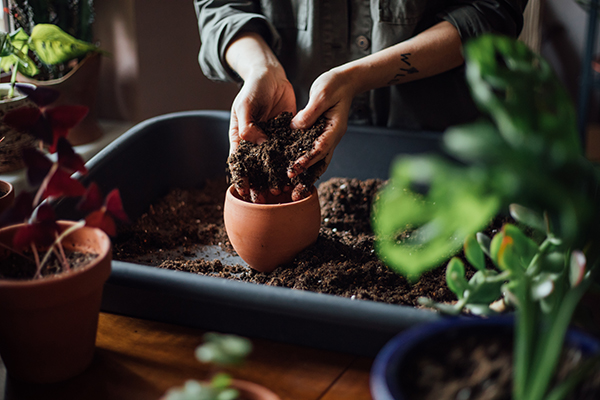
(0, 180), (14, 199)
(0, 82), (36, 104)
(370, 315), (600, 400)
(17, 52), (101, 86)
(0, 220), (111, 288)
(226, 184), (318, 209)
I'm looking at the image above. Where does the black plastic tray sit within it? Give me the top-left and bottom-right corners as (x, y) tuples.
(61, 110), (446, 356)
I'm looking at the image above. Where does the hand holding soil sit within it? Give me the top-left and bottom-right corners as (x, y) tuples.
(228, 112), (327, 203)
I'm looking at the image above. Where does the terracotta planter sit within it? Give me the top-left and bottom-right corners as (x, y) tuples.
(17, 52), (103, 146)
(224, 184), (321, 272)
(0, 221), (112, 383)
(0, 180), (15, 214)
(0, 83), (37, 173)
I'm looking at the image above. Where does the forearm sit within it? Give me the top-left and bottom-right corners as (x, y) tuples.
(225, 32), (286, 81)
(338, 21), (464, 97)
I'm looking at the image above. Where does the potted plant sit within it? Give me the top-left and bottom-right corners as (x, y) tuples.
(371, 34), (600, 399)
(3, 0), (103, 145)
(0, 85), (127, 383)
(163, 332), (281, 400)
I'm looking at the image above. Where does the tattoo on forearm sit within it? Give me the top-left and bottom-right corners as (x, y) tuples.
(387, 53), (419, 85)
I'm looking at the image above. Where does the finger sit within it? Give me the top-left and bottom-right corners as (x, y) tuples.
(228, 112), (241, 157)
(287, 130), (331, 178)
(234, 176), (250, 199)
(250, 188), (267, 204)
(291, 184), (311, 201)
(237, 104), (268, 144)
(291, 98), (327, 130)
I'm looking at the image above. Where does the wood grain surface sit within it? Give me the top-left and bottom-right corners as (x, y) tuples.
(1, 313), (373, 400)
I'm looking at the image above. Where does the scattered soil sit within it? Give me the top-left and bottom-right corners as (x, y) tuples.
(228, 112), (327, 201)
(112, 177), (483, 306)
(400, 332), (600, 400)
(0, 250), (98, 280)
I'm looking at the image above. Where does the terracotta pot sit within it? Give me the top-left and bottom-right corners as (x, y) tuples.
(231, 379), (281, 400)
(17, 52), (103, 146)
(0, 180), (15, 214)
(224, 185), (321, 273)
(0, 221), (112, 383)
(0, 83), (37, 173)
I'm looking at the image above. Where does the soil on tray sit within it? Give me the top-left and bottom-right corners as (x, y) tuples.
(227, 111), (327, 201)
(112, 177), (492, 306)
(0, 250), (98, 279)
(400, 333), (600, 400)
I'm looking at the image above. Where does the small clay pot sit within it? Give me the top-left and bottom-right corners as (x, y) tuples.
(224, 185), (321, 273)
(0, 180), (15, 214)
(0, 221), (112, 383)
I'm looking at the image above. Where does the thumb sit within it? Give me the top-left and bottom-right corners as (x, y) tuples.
(291, 96), (328, 130)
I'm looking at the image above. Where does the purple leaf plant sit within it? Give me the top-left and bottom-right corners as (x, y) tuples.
(0, 84), (127, 279)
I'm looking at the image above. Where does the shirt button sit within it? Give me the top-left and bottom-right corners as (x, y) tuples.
(356, 35), (370, 51)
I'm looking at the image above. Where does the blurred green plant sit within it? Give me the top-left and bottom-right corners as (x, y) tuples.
(372, 34), (600, 400)
(6, 0), (96, 80)
(0, 24), (98, 97)
(163, 333), (253, 400)
(7, 0), (95, 42)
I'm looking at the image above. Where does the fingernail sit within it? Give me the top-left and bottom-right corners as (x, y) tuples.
(257, 137), (267, 145)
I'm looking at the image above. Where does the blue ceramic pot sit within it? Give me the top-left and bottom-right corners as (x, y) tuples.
(370, 316), (600, 400)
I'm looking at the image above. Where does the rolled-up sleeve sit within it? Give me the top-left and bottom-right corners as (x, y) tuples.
(194, 0), (282, 82)
(437, 0), (528, 43)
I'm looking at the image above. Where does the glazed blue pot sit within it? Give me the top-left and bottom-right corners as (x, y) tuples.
(370, 316), (600, 400)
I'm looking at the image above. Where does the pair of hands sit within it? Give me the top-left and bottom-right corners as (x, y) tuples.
(229, 66), (354, 203)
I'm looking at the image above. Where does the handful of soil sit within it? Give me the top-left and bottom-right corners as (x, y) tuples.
(228, 112), (327, 202)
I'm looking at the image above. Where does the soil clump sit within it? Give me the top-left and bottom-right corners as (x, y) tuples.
(228, 112), (327, 201)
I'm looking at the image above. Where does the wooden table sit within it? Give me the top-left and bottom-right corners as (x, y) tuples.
(0, 313), (374, 400)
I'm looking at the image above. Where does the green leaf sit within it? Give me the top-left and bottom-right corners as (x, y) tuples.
(531, 273), (555, 300)
(443, 120), (508, 164)
(502, 224), (539, 269)
(446, 258), (469, 298)
(211, 373), (233, 390)
(569, 250), (586, 288)
(464, 234), (486, 271)
(509, 204), (546, 233)
(196, 333), (252, 366)
(466, 270), (504, 304)
(489, 230), (505, 267)
(476, 232), (492, 258)
(29, 24), (98, 65)
(373, 156), (500, 279)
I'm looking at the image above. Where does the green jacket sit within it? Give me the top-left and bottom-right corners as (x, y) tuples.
(195, 0), (527, 131)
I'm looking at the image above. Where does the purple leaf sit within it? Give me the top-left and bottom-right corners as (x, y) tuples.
(44, 169), (86, 200)
(78, 182), (103, 213)
(22, 147), (53, 186)
(57, 137), (87, 174)
(15, 84), (60, 107)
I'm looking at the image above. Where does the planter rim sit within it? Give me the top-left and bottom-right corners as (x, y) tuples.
(226, 184), (318, 208)
(370, 315), (600, 400)
(0, 179), (14, 199)
(0, 82), (35, 103)
(17, 51), (101, 86)
(0, 221), (111, 289)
